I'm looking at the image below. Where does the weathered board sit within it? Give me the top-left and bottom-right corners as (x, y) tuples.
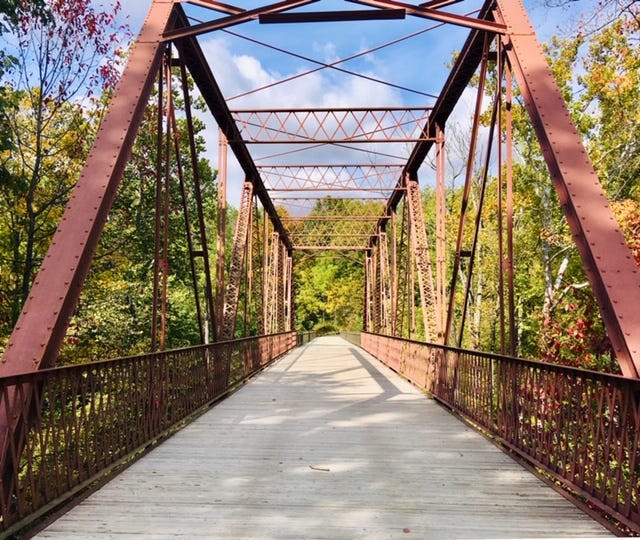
(37, 336), (612, 539)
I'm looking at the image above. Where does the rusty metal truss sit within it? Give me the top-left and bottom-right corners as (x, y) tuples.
(231, 108), (433, 143)
(1, 0), (640, 485)
(0, 1), (639, 533)
(258, 165), (403, 192)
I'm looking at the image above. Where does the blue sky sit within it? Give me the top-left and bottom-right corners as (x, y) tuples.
(102, 0), (597, 204)
(112, 0), (596, 111)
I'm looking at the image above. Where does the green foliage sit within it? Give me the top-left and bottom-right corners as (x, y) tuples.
(59, 78), (218, 364)
(291, 197), (369, 333)
(295, 254), (364, 333)
(0, 0), (128, 357)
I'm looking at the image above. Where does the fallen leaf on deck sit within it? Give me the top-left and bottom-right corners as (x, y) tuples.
(309, 465), (330, 472)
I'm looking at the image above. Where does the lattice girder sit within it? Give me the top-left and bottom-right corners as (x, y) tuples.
(259, 164), (403, 192)
(231, 108), (433, 144)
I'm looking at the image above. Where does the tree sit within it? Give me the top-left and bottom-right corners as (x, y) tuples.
(540, 0), (639, 33)
(0, 1), (48, 33)
(295, 254), (364, 333)
(59, 71), (218, 363)
(0, 0), (128, 349)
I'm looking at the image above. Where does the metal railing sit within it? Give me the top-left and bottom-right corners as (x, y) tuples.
(361, 332), (640, 534)
(0, 332), (297, 536)
(297, 331), (317, 346)
(340, 332), (361, 347)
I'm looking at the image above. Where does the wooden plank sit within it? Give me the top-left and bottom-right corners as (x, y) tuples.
(36, 336), (612, 538)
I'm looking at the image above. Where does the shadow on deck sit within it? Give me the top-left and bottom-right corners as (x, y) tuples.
(36, 336), (612, 539)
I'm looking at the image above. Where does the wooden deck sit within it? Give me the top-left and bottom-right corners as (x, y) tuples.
(37, 336), (612, 539)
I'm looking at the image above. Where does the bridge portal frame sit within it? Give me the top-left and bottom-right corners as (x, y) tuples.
(0, 0), (639, 499)
(2, 0), (638, 377)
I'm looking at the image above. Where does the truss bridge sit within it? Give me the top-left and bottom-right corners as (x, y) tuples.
(0, 1), (638, 537)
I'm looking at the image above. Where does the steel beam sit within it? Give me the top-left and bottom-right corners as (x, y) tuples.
(216, 130), (228, 338)
(231, 107), (432, 144)
(347, 0), (505, 33)
(259, 9), (406, 23)
(420, 0), (463, 7)
(495, 0), (640, 378)
(163, 0), (320, 41)
(435, 124), (446, 343)
(186, 0), (244, 14)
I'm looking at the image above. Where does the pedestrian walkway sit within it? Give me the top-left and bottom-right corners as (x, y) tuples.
(37, 336), (611, 538)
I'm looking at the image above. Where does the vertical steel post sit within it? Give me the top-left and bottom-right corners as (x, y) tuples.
(497, 43), (506, 355)
(177, 55), (217, 343)
(371, 245), (381, 333)
(242, 199), (254, 337)
(277, 242), (287, 332)
(264, 232), (280, 334)
(252, 198), (265, 334)
(216, 129), (228, 339)
(284, 251), (293, 331)
(399, 201), (410, 338)
(406, 174), (437, 343)
(444, 35), (490, 347)
(505, 59), (517, 356)
(379, 232), (390, 333)
(220, 181), (253, 342)
(151, 56), (165, 352)
(262, 216), (271, 334)
(159, 57), (173, 351)
(364, 253), (373, 332)
(435, 124), (447, 343)
(390, 209), (399, 336)
(409, 228), (416, 339)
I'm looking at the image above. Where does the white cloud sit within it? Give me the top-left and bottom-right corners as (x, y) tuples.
(312, 41), (339, 63)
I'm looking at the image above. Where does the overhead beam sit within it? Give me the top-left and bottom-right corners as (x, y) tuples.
(163, 0), (320, 41)
(269, 189), (397, 192)
(420, 0), (463, 7)
(171, 6), (292, 251)
(259, 9), (406, 23)
(495, 0), (640, 378)
(347, 0), (505, 33)
(282, 216), (384, 221)
(186, 0), (244, 14)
